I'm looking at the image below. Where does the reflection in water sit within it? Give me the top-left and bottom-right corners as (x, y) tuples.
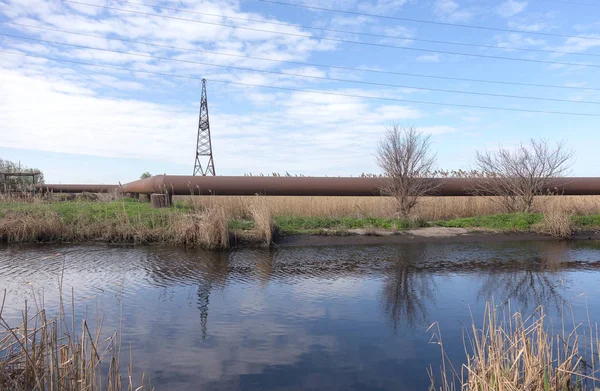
(382, 245), (434, 328)
(147, 248), (230, 339)
(477, 242), (569, 311)
(1, 241), (600, 391)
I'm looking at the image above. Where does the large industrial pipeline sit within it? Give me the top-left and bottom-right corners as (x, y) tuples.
(119, 176), (600, 196)
(36, 175), (600, 197)
(36, 184), (119, 193)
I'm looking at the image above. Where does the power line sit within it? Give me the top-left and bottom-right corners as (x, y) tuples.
(4, 32), (600, 106)
(57, 0), (600, 57)
(5, 21), (600, 92)
(60, 0), (600, 68)
(259, 0), (600, 41)
(2, 50), (599, 117)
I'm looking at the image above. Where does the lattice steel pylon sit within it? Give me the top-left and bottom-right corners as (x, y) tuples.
(193, 79), (216, 176)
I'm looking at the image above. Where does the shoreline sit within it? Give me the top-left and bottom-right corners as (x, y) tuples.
(3, 227), (599, 249)
(271, 228), (600, 247)
(2, 199), (600, 248)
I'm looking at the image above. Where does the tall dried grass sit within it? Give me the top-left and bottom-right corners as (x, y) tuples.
(0, 288), (152, 391)
(249, 198), (274, 246)
(2, 195), (600, 246)
(539, 208), (574, 239)
(429, 302), (600, 391)
(0, 200), (233, 249)
(170, 207), (230, 249)
(0, 211), (65, 242)
(177, 195), (600, 221)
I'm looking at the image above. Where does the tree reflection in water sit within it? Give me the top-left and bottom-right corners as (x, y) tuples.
(477, 242), (569, 312)
(382, 245), (435, 330)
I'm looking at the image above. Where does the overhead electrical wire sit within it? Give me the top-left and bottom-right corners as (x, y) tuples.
(59, 0), (600, 68)
(4, 21), (599, 92)
(2, 50), (599, 117)
(4, 32), (600, 106)
(55, 0), (600, 57)
(258, 0), (600, 41)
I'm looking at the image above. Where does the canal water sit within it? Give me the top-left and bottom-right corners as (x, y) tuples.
(1, 240), (600, 390)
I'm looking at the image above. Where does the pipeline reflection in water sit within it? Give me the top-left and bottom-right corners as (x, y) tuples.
(1, 241), (600, 391)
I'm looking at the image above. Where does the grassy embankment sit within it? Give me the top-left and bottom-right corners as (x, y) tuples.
(2, 195), (600, 247)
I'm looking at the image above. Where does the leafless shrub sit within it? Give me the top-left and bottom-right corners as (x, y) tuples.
(376, 124), (438, 218)
(473, 139), (573, 213)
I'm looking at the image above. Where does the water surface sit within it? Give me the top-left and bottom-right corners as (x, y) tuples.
(1, 240), (600, 390)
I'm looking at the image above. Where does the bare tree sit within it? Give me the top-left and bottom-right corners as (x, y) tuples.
(473, 139), (573, 213)
(376, 124), (437, 218)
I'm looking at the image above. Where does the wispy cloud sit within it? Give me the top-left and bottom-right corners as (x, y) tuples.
(416, 54), (441, 63)
(356, 0), (410, 14)
(496, 0), (528, 18)
(433, 0), (474, 23)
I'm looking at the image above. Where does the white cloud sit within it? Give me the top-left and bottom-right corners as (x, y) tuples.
(507, 11), (557, 32)
(416, 54), (441, 63)
(433, 0), (474, 22)
(0, 67), (426, 176)
(419, 125), (459, 134)
(494, 33), (546, 50)
(496, 0), (528, 18)
(356, 0), (410, 14)
(553, 34), (600, 55)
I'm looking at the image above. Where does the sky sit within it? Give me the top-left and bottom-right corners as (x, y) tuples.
(0, 0), (599, 184)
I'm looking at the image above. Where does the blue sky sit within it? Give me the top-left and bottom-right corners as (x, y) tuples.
(0, 0), (599, 183)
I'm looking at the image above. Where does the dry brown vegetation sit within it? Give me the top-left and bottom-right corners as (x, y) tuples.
(177, 195), (600, 221)
(0, 288), (151, 391)
(376, 125), (439, 218)
(2, 195), (600, 246)
(473, 139), (573, 213)
(538, 207), (575, 239)
(429, 302), (600, 391)
(248, 199), (275, 246)
(0, 196), (278, 248)
(170, 208), (230, 249)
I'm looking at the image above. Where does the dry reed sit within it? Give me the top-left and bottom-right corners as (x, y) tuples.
(0, 288), (152, 391)
(249, 198), (274, 246)
(539, 208), (574, 239)
(170, 207), (230, 249)
(0, 199), (234, 248)
(428, 302), (600, 391)
(177, 195), (600, 220)
(3, 195), (600, 246)
(0, 211), (65, 242)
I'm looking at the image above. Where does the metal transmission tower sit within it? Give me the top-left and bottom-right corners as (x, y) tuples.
(193, 79), (216, 176)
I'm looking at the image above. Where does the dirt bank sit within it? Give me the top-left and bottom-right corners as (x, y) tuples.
(274, 227), (600, 248)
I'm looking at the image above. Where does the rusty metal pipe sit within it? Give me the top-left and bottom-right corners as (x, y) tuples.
(36, 184), (120, 193)
(118, 176), (600, 196)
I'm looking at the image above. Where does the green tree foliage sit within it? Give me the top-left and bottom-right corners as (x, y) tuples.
(0, 158), (44, 192)
(140, 171), (152, 179)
